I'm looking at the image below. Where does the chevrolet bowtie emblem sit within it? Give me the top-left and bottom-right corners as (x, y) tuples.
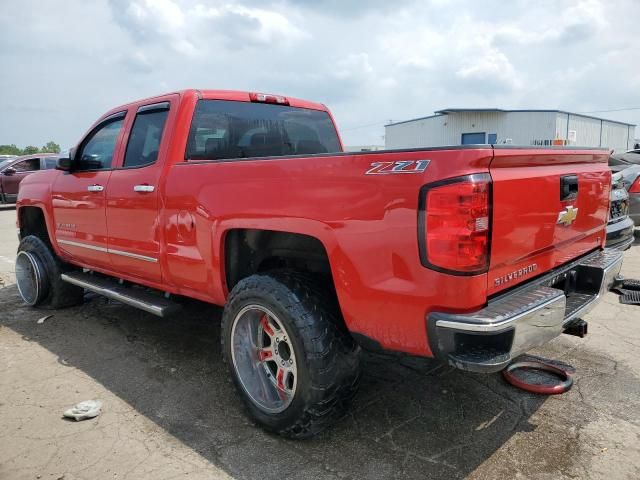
(557, 206), (578, 226)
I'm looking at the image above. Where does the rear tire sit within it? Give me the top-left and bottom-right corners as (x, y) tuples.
(16, 235), (84, 309)
(221, 271), (361, 438)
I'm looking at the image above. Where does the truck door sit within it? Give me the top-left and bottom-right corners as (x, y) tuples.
(104, 99), (173, 283)
(52, 112), (126, 270)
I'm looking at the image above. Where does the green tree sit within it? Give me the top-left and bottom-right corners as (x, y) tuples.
(41, 141), (61, 153)
(0, 144), (22, 155)
(22, 146), (39, 155)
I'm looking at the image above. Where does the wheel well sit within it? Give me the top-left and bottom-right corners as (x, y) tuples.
(224, 229), (333, 291)
(19, 207), (51, 246)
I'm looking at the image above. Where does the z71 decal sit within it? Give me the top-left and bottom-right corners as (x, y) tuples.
(365, 160), (430, 175)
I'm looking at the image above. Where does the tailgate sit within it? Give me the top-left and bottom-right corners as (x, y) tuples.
(488, 148), (611, 296)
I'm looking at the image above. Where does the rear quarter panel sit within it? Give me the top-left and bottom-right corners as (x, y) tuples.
(163, 148), (493, 356)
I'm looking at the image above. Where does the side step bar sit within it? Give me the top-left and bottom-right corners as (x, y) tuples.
(61, 271), (181, 317)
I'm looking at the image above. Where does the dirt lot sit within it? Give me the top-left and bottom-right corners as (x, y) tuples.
(1, 207), (640, 480)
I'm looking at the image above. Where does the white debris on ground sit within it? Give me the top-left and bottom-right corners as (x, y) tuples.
(36, 315), (53, 324)
(63, 400), (103, 421)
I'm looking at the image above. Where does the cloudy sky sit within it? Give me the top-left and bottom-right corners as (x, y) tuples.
(1, 0), (639, 149)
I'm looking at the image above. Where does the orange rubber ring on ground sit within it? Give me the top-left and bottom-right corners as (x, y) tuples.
(502, 360), (573, 395)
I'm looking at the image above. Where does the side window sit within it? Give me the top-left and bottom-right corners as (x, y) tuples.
(13, 159), (40, 172)
(76, 117), (124, 171)
(123, 106), (169, 168)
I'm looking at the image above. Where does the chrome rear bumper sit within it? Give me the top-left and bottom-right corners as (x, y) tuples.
(427, 248), (623, 373)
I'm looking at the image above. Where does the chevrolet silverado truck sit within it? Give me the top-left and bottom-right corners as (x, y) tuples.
(15, 89), (623, 438)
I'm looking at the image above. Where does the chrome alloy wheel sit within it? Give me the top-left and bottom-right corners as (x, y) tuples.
(15, 251), (47, 306)
(230, 305), (298, 414)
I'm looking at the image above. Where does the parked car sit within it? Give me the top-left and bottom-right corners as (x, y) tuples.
(0, 153), (59, 204)
(605, 170), (635, 249)
(0, 155), (18, 174)
(0, 160), (13, 172)
(15, 89), (621, 438)
(0, 154), (18, 164)
(611, 164), (640, 227)
(609, 149), (640, 166)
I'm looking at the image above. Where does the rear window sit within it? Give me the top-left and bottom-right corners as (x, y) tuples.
(186, 100), (341, 160)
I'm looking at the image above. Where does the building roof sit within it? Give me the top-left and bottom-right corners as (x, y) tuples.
(385, 108), (636, 128)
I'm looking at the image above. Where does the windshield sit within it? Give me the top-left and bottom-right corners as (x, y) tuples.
(186, 100), (342, 160)
(0, 160), (11, 170)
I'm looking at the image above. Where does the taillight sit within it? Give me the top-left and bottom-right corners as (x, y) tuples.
(418, 173), (492, 275)
(249, 92), (289, 105)
(630, 177), (640, 194)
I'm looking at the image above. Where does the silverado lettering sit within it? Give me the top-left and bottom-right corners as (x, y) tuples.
(14, 89), (622, 438)
(493, 264), (539, 287)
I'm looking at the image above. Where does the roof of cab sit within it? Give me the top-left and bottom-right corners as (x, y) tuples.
(106, 89), (329, 114)
(197, 89), (328, 111)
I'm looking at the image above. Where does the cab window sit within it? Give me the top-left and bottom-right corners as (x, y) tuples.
(76, 116), (125, 171)
(12, 158), (40, 172)
(123, 106), (170, 168)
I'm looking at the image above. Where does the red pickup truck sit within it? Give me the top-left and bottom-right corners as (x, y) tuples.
(15, 89), (622, 437)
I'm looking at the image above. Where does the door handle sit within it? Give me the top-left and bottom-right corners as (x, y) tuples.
(87, 184), (104, 192)
(133, 184), (155, 193)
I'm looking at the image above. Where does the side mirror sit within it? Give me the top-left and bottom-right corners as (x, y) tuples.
(56, 156), (73, 171)
(3, 167), (16, 176)
(56, 147), (78, 171)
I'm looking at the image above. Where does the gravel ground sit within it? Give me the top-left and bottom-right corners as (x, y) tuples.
(1, 207), (639, 480)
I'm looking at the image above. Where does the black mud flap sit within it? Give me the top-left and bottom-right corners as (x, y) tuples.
(620, 290), (640, 305)
(612, 278), (640, 305)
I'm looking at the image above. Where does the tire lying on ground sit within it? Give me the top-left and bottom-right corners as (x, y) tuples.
(15, 235), (84, 309)
(221, 270), (361, 438)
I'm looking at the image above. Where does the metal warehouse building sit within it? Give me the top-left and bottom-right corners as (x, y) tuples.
(385, 109), (636, 152)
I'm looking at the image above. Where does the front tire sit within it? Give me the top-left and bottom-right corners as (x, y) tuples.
(16, 235), (84, 309)
(221, 271), (361, 438)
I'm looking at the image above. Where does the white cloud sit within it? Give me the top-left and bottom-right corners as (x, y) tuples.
(456, 50), (521, 91)
(189, 3), (305, 45)
(334, 53), (373, 78)
(0, 0), (638, 148)
(494, 0), (607, 46)
(110, 0), (305, 58)
(128, 0), (187, 30)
